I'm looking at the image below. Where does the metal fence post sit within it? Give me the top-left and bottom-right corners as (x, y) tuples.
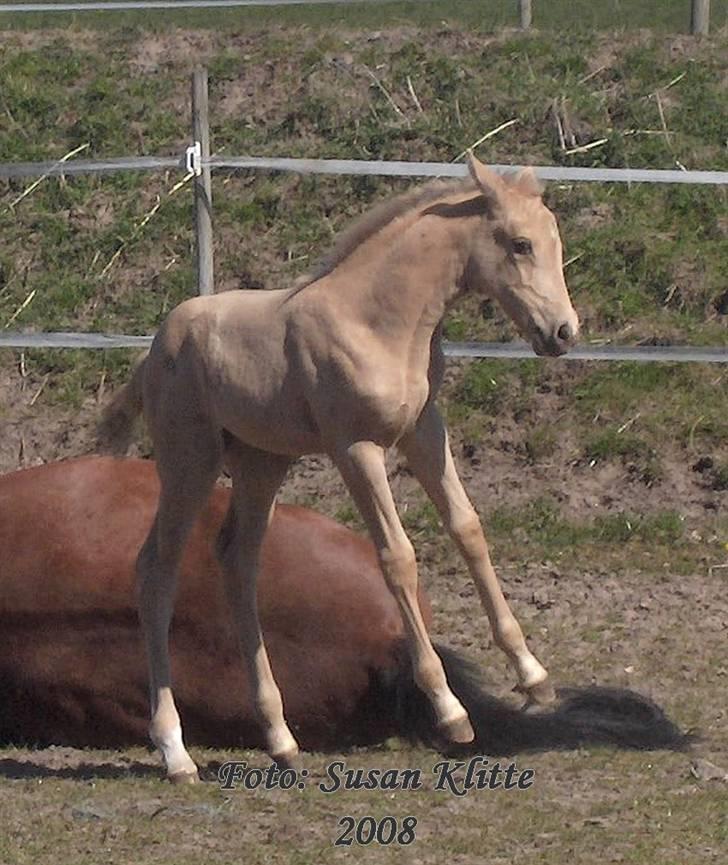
(691, 0), (710, 34)
(519, 0), (532, 29)
(192, 67), (214, 295)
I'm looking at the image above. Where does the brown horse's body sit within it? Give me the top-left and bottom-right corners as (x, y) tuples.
(0, 456), (426, 750)
(0, 457), (689, 756)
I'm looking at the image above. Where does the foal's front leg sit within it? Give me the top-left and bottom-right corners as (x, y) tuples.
(333, 439), (474, 743)
(218, 445), (300, 767)
(399, 404), (555, 706)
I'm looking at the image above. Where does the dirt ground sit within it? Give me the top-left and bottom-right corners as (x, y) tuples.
(1, 355), (725, 525)
(0, 531), (726, 864)
(1, 352), (727, 863)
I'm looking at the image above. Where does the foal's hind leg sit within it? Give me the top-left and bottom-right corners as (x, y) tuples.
(333, 439), (474, 744)
(138, 445), (222, 783)
(399, 404), (554, 707)
(216, 441), (299, 766)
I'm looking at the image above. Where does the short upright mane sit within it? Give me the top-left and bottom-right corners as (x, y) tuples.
(294, 177), (476, 291)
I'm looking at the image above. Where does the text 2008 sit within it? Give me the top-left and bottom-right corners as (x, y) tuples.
(335, 816), (417, 846)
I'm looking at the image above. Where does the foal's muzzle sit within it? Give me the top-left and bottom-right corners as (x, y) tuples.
(531, 321), (577, 357)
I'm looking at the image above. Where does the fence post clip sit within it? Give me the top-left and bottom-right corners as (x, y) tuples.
(185, 141), (202, 177)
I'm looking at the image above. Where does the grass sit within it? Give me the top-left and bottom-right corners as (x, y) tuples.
(1, 0), (726, 35)
(335, 477), (726, 575)
(1, 25), (726, 346)
(440, 355), (728, 484)
(1, 23), (725, 564)
(0, 723), (726, 863)
(489, 496), (686, 546)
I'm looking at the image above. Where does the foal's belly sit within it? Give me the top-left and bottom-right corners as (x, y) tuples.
(213, 384), (324, 458)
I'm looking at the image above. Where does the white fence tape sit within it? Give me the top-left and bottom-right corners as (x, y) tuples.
(1, 0), (391, 12)
(0, 156), (180, 179)
(210, 157), (728, 186)
(1, 332), (726, 362)
(2, 155), (728, 185)
(2, 153), (726, 361)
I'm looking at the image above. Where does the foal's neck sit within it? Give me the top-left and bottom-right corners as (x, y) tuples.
(338, 206), (472, 349)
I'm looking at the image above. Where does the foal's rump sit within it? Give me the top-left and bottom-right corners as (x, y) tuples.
(141, 290), (322, 457)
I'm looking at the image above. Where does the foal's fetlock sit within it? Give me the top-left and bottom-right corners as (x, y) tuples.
(149, 720), (198, 783)
(266, 724), (300, 771)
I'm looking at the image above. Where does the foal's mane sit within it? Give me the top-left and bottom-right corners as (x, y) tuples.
(293, 176), (478, 291)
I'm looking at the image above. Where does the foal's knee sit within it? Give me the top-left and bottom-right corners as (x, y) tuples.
(450, 513), (488, 558)
(378, 540), (417, 592)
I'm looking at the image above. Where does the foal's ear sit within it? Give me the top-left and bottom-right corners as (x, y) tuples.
(466, 151), (503, 202)
(513, 166), (544, 198)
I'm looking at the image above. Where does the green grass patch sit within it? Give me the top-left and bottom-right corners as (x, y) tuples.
(572, 362), (728, 451)
(488, 496), (686, 547)
(1, 26), (726, 356)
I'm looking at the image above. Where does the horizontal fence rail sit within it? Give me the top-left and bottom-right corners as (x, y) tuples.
(442, 342), (728, 364)
(0, 333), (154, 349)
(1, 332), (726, 363)
(210, 157), (728, 186)
(0, 0), (400, 11)
(0, 155), (181, 179)
(2, 155), (728, 185)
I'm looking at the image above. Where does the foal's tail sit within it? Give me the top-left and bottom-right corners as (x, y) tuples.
(394, 644), (692, 753)
(97, 354), (147, 455)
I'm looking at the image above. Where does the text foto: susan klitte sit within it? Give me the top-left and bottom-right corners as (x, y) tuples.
(218, 757), (535, 796)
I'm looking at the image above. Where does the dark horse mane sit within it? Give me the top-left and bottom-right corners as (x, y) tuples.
(391, 644), (693, 754)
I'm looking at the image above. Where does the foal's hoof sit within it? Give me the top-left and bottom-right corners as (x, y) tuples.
(522, 677), (557, 710)
(271, 750), (301, 772)
(168, 768), (200, 785)
(437, 714), (475, 745)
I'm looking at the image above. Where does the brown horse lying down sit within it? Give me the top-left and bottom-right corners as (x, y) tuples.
(0, 457), (688, 756)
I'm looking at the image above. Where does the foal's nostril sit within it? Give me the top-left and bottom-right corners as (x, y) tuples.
(557, 323), (572, 344)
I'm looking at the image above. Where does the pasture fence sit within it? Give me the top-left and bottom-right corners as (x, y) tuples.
(191, 68), (214, 296)
(518, 0), (532, 30)
(1, 0), (423, 11)
(690, 0), (711, 34)
(515, 1), (712, 35)
(1, 67), (727, 363)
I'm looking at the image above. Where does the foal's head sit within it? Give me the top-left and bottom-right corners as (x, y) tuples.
(463, 153), (579, 357)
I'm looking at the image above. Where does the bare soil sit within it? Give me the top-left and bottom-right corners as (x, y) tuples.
(1, 354), (724, 526)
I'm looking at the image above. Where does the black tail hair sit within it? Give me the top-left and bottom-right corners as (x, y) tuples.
(394, 643), (693, 753)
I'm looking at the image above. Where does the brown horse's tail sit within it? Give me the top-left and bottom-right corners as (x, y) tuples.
(393, 643), (693, 753)
(97, 354), (147, 455)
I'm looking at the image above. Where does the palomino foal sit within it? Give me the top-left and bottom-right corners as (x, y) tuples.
(101, 153), (579, 782)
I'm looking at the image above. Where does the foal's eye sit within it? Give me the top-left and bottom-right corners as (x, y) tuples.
(512, 237), (533, 256)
